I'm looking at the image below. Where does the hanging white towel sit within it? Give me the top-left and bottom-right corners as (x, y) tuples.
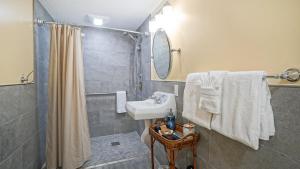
(198, 71), (227, 114)
(182, 73), (213, 129)
(259, 81), (275, 140)
(211, 71), (275, 150)
(116, 91), (127, 113)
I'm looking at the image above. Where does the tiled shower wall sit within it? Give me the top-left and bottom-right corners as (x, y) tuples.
(83, 28), (139, 137)
(138, 18), (300, 169)
(34, 0), (54, 164)
(135, 18), (153, 136)
(0, 84), (39, 169)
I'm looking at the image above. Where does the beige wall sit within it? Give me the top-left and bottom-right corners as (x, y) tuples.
(0, 0), (34, 85)
(151, 0), (300, 85)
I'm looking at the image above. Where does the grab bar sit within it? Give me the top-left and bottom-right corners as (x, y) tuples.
(86, 91), (127, 96)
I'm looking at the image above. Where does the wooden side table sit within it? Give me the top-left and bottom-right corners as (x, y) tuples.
(149, 123), (200, 169)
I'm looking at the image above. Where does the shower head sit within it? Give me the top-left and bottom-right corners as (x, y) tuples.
(128, 34), (138, 42)
(123, 32), (139, 43)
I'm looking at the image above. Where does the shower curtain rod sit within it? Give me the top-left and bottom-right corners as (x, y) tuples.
(34, 18), (148, 36)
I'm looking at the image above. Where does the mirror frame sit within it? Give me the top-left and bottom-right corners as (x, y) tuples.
(152, 29), (172, 80)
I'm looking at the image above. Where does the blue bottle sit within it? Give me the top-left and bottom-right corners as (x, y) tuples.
(166, 109), (176, 130)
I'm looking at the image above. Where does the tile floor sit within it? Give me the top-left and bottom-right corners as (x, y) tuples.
(82, 132), (160, 169)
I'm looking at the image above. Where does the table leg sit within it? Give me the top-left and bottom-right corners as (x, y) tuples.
(192, 144), (197, 169)
(169, 149), (175, 169)
(151, 136), (154, 169)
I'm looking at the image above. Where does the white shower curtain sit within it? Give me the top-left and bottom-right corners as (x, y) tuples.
(46, 24), (91, 169)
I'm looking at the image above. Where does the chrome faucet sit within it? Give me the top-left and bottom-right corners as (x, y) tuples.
(149, 95), (162, 104)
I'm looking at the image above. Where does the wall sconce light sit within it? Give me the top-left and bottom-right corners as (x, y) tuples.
(149, 5), (185, 33)
(149, 5), (178, 33)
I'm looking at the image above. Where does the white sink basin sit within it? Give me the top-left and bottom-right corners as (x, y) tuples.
(126, 91), (177, 120)
(126, 91), (177, 146)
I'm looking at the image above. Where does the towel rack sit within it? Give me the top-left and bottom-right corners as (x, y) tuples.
(264, 68), (300, 82)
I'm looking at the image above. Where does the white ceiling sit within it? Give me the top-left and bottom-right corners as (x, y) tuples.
(39, 0), (164, 30)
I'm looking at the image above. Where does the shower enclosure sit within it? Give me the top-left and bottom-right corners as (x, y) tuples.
(35, 3), (150, 167)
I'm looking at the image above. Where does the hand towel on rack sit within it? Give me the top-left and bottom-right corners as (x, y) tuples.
(259, 81), (275, 140)
(198, 71), (228, 115)
(182, 72), (213, 129)
(211, 71), (275, 150)
(116, 91), (127, 113)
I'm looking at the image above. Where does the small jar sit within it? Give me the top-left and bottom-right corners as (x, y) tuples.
(183, 123), (195, 136)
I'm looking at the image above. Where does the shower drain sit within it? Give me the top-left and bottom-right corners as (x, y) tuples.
(111, 141), (120, 146)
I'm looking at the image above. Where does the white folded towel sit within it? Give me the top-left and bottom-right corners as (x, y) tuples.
(211, 71), (275, 150)
(183, 73), (213, 129)
(198, 71), (227, 114)
(116, 91), (127, 113)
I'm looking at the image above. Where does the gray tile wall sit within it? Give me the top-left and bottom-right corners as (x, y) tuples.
(135, 17), (152, 136)
(138, 18), (300, 169)
(34, 0), (54, 165)
(137, 17), (152, 100)
(0, 84), (39, 169)
(83, 28), (139, 137)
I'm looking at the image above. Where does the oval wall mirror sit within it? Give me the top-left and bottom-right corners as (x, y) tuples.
(152, 29), (172, 79)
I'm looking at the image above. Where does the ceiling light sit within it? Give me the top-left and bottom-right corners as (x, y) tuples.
(87, 14), (106, 26)
(93, 18), (103, 26)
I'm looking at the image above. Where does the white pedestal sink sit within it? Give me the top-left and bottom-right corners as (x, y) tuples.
(126, 92), (177, 146)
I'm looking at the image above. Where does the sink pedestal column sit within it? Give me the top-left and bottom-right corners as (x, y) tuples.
(141, 119), (152, 147)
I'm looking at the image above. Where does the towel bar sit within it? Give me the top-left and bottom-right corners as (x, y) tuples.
(264, 68), (300, 82)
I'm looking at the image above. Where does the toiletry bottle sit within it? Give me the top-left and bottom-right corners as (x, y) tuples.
(166, 109), (176, 130)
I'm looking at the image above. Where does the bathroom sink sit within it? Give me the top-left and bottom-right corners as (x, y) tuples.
(126, 91), (177, 120)
(126, 91), (177, 145)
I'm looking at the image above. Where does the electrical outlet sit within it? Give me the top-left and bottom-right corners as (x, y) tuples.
(174, 84), (179, 96)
